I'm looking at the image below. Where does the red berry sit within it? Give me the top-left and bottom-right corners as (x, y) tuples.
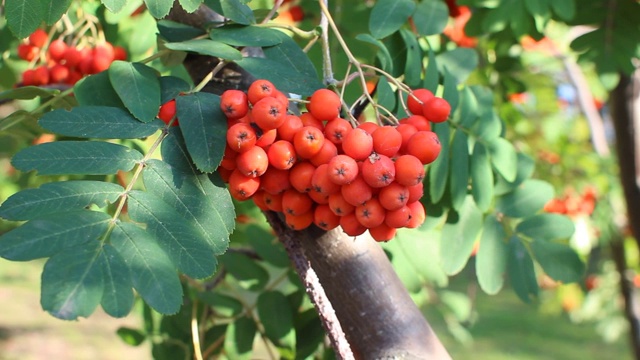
(17, 44), (38, 61)
(48, 40), (68, 62)
(422, 97), (451, 123)
(158, 99), (178, 126)
(308, 89), (341, 121)
(49, 64), (69, 83)
(29, 29), (48, 48)
(407, 89), (434, 115)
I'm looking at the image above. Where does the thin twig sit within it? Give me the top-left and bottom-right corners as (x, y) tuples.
(191, 298), (205, 360)
(319, 0), (334, 84)
(261, 0), (284, 24)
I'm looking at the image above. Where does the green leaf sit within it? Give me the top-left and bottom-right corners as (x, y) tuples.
(41, 241), (104, 320)
(127, 190), (217, 279)
(157, 20), (206, 42)
(210, 25), (283, 47)
(144, 0), (174, 18)
(487, 137), (517, 182)
(424, 50), (439, 92)
(179, 0), (203, 12)
(355, 33), (394, 74)
(0, 86), (60, 101)
(413, 0), (448, 35)
(116, 327), (146, 346)
(442, 68), (460, 113)
(531, 240), (584, 283)
(12, 141), (143, 175)
(437, 48), (479, 85)
(494, 153), (534, 195)
(369, 0), (416, 39)
(45, 0), (72, 25)
(440, 197), (483, 275)
(109, 61), (161, 123)
(471, 112), (502, 142)
(263, 32), (320, 84)
(496, 179), (554, 218)
(550, 0), (575, 21)
(161, 127), (198, 174)
(507, 236), (538, 303)
(160, 76), (191, 104)
(516, 214), (575, 241)
(257, 291), (296, 350)
(164, 39), (243, 61)
(399, 28), (422, 88)
(205, 0), (256, 25)
(100, 244), (134, 318)
(176, 93), (227, 172)
(224, 316), (257, 360)
(0, 210), (111, 261)
(236, 57), (322, 97)
(0, 110), (36, 132)
(102, 0), (127, 13)
(449, 130), (469, 210)
(198, 293), (243, 317)
(39, 107), (163, 139)
(5, 0), (44, 38)
(376, 77), (396, 112)
(476, 215), (508, 294)
(143, 159), (234, 254)
(111, 222), (183, 315)
(429, 122), (450, 203)
(219, 251), (269, 291)
(470, 142), (493, 212)
(0, 180), (123, 221)
(74, 72), (125, 108)
(243, 225), (289, 268)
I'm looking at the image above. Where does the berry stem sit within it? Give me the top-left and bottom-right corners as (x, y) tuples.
(319, 0), (335, 85)
(257, 23), (319, 39)
(191, 60), (228, 93)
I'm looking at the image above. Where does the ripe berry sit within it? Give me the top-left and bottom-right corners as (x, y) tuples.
(247, 79), (275, 105)
(378, 182), (410, 211)
(17, 44), (38, 61)
(314, 204), (340, 230)
(252, 190), (269, 211)
(49, 64), (69, 83)
(114, 46), (128, 61)
(407, 131), (441, 164)
(324, 117), (352, 145)
(423, 97), (451, 123)
(260, 168), (291, 194)
(396, 123), (418, 152)
(63, 47), (83, 68)
(293, 126), (325, 159)
(236, 146), (269, 177)
(268, 140), (297, 170)
(362, 153), (395, 188)
(21, 69), (37, 86)
(402, 115), (431, 132)
(282, 189), (313, 216)
(285, 210), (314, 230)
(29, 29), (48, 48)
(252, 96), (286, 130)
(48, 40), (68, 62)
(277, 115), (303, 142)
(407, 182), (424, 203)
(328, 192), (355, 216)
(228, 169), (261, 200)
(327, 154), (359, 185)
(406, 201), (426, 228)
(342, 128), (373, 161)
(308, 189), (330, 204)
(311, 163), (341, 196)
(92, 43), (115, 72)
(300, 112), (324, 130)
(341, 175), (373, 206)
(369, 223), (396, 242)
(255, 128), (277, 148)
(355, 198), (386, 228)
(308, 88), (341, 121)
(263, 191), (284, 212)
(394, 155), (425, 186)
(372, 126), (402, 157)
(227, 123), (257, 153)
(220, 89), (249, 120)
(158, 99), (178, 126)
(310, 139), (338, 167)
(357, 121), (379, 135)
(385, 205), (412, 228)
(340, 213), (367, 236)
(32, 66), (50, 86)
(289, 162), (316, 193)
(407, 88), (434, 115)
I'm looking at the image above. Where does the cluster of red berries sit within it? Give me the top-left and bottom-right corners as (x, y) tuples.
(18, 29), (127, 87)
(217, 80), (448, 242)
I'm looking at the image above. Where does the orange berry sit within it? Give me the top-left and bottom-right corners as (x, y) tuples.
(357, 121), (379, 135)
(407, 88), (434, 115)
(362, 154), (395, 188)
(289, 162), (316, 193)
(308, 189), (330, 204)
(285, 210), (315, 230)
(300, 112), (324, 130)
(308, 88), (341, 121)
(261, 168), (291, 194)
(407, 182), (424, 203)
(396, 123), (418, 153)
(341, 175), (373, 206)
(236, 146), (268, 177)
(220, 89), (249, 120)
(342, 128), (373, 161)
(17, 44), (38, 61)
(340, 213), (367, 237)
(406, 201), (426, 228)
(293, 126), (325, 159)
(369, 223), (397, 242)
(314, 204), (340, 230)
(328, 192), (355, 216)
(378, 182), (409, 211)
(49, 64), (69, 83)
(372, 126), (402, 157)
(247, 79), (276, 105)
(268, 140), (297, 170)
(29, 29), (48, 48)
(252, 96), (286, 131)
(327, 154), (359, 185)
(394, 155), (425, 186)
(48, 39), (67, 62)
(158, 99), (177, 126)
(355, 198), (386, 228)
(252, 190), (269, 211)
(324, 117), (352, 145)
(310, 139), (338, 166)
(423, 97), (451, 123)
(255, 128), (277, 148)
(273, 90), (289, 108)
(263, 191), (284, 212)
(228, 169), (260, 200)
(282, 189), (314, 215)
(385, 205), (412, 228)
(402, 115), (431, 132)
(311, 163), (341, 196)
(278, 115), (303, 142)
(406, 131), (441, 164)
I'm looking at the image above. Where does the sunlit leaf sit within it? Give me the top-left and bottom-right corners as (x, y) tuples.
(5, 0), (44, 38)
(236, 57), (322, 96)
(179, 0), (203, 12)
(414, 0), (449, 35)
(109, 61), (161, 123)
(100, 244), (134, 318)
(144, 0), (174, 18)
(440, 197), (483, 275)
(101, 0), (127, 13)
(470, 142), (493, 211)
(487, 137), (517, 182)
(507, 236), (538, 303)
(224, 316), (257, 360)
(449, 130), (469, 210)
(476, 215), (508, 294)
(531, 240), (584, 283)
(210, 25), (283, 47)
(369, 0), (416, 39)
(496, 179), (554, 218)
(164, 39), (243, 60)
(516, 213), (575, 241)
(356, 33), (394, 74)
(437, 48), (479, 84)
(429, 122), (450, 203)
(257, 291), (296, 349)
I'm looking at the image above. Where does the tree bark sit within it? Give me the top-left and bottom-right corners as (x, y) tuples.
(610, 70), (640, 360)
(168, 3), (452, 359)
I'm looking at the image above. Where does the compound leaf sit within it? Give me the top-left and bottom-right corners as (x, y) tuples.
(487, 137), (517, 182)
(210, 25), (283, 47)
(74, 72), (125, 108)
(507, 236), (539, 303)
(516, 213), (575, 241)
(236, 57), (322, 96)
(224, 316), (257, 360)
(45, 0), (72, 24)
(144, 0), (174, 18)
(5, 0), (44, 38)
(164, 39), (243, 60)
(531, 240), (584, 283)
(369, 0), (416, 39)
(476, 214), (508, 294)
(440, 197), (483, 275)
(496, 179), (554, 218)
(414, 0), (449, 36)
(429, 122), (450, 203)
(449, 130), (469, 210)
(100, 244), (134, 318)
(470, 142), (493, 211)
(109, 61), (161, 123)
(257, 291), (296, 350)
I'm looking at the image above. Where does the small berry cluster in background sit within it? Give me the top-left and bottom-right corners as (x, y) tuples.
(216, 80), (449, 242)
(17, 28), (127, 87)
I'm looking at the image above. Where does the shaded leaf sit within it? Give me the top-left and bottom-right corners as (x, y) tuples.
(531, 240), (584, 283)
(205, 0), (256, 25)
(376, 77), (396, 112)
(507, 236), (539, 303)
(0, 86), (59, 101)
(429, 122), (450, 203)
(210, 25), (283, 47)
(127, 190), (217, 279)
(176, 93), (227, 172)
(0, 210), (111, 261)
(111, 222), (183, 315)
(243, 225), (289, 268)
(442, 68), (460, 113)
(164, 39), (243, 60)
(424, 50), (439, 92)
(449, 130), (469, 210)
(157, 20), (206, 42)
(219, 251), (269, 291)
(161, 127), (198, 174)
(160, 76), (191, 104)
(41, 241), (104, 320)
(198, 293), (243, 317)
(39, 107), (163, 139)
(476, 214), (508, 294)
(5, 0), (44, 38)
(102, 0), (127, 13)
(516, 213), (575, 241)
(356, 33), (394, 74)
(399, 28), (422, 88)
(263, 32), (320, 83)
(369, 0), (416, 39)
(257, 291), (296, 349)
(12, 141), (143, 175)
(100, 244), (134, 317)
(470, 142), (493, 211)
(440, 197), (483, 275)
(0, 180), (123, 221)
(109, 61), (161, 123)
(224, 316), (257, 360)
(74, 72), (125, 108)
(496, 179), (554, 218)
(143, 159), (234, 254)
(414, 0), (449, 36)
(236, 57), (322, 96)
(45, 0), (72, 25)
(437, 48), (479, 84)
(487, 137), (517, 182)
(179, 0), (203, 12)
(144, 0), (174, 18)
(117, 327), (146, 346)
